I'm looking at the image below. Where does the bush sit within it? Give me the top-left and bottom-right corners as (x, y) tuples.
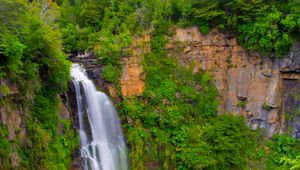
(102, 64), (122, 84)
(204, 115), (257, 169)
(0, 1), (73, 169)
(267, 135), (300, 169)
(0, 34), (25, 78)
(0, 125), (11, 169)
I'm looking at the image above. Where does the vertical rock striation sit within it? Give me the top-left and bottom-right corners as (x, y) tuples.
(166, 27), (300, 137)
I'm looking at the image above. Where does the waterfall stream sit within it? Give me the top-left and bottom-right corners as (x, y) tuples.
(71, 63), (128, 170)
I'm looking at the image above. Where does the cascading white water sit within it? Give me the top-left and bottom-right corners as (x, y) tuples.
(71, 63), (128, 170)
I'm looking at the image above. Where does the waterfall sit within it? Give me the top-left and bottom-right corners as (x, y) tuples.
(71, 63), (128, 170)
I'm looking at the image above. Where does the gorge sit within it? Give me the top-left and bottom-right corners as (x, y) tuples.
(1, 0), (300, 170)
(70, 27), (300, 169)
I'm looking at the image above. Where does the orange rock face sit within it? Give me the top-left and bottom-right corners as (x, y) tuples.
(170, 27), (300, 136)
(120, 36), (148, 97)
(120, 56), (145, 97)
(119, 27), (300, 137)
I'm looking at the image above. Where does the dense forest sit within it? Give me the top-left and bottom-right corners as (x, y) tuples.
(1, 0), (300, 169)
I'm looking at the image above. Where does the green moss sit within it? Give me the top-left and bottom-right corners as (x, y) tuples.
(238, 100), (247, 108)
(199, 23), (210, 35)
(0, 84), (10, 97)
(0, 125), (11, 169)
(102, 64), (122, 84)
(118, 30), (261, 169)
(0, 0), (298, 169)
(24, 90), (78, 170)
(262, 103), (273, 111)
(266, 135), (300, 169)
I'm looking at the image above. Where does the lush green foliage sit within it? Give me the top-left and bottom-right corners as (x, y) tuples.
(58, 0), (300, 169)
(25, 88), (79, 170)
(281, 155), (300, 170)
(60, 0), (300, 57)
(61, 0), (300, 57)
(0, 0), (76, 169)
(1, 0), (299, 169)
(0, 0), (70, 93)
(119, 33), (258, 169)
(266, 135), (300, 170)
(56, 1), (264, 167)
(185, 0), (300, 57)
(0, 125), (11, 169)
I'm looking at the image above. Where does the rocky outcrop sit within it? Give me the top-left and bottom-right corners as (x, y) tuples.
(278, 42), (300, 73)
(120, 56), (145, 97)
(0, 81), (27, 168)
(70, 54), (115, 98)
(166, 27), (300, 137)
(120, 35), (149, 97)
(0, 105), (24, 168)
(71, 37), (148, 98)
(0, 106), (25, 142)
(71, 27), (300, 137)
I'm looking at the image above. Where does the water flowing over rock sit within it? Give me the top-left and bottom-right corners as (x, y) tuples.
(71, 64), (128, 170)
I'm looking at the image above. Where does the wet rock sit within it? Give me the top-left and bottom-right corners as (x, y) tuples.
(282, 79), (300, 138)
(293, 117), (300, 138)
(71, 150), (82, 170)
(86, 67), (101, 80)
(66, 82), (79, 129)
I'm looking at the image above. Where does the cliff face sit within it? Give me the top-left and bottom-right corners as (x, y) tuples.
(71, 27), (300, 138)
(0, 92), (26, 168)
(120, 35), (149, 97)
(0, 80), (77, 169)
(120, 27), (300, 137)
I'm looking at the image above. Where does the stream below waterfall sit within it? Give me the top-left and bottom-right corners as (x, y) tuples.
(71, 63), (128, 170)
